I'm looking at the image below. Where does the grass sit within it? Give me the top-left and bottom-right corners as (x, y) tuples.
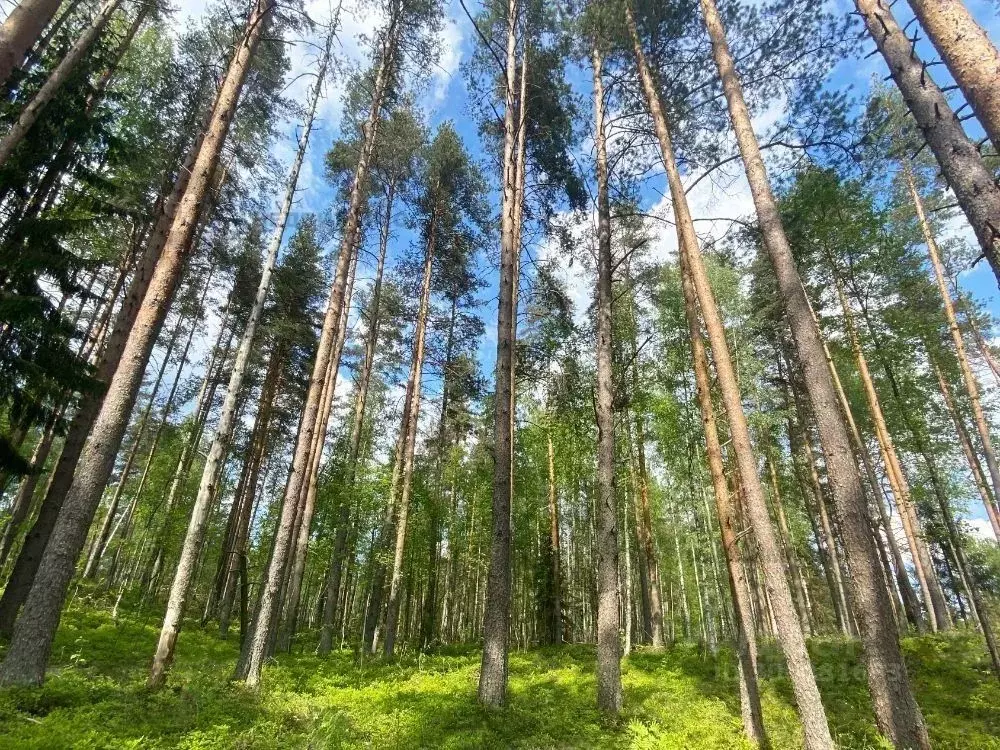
(0, 606), (998, 748)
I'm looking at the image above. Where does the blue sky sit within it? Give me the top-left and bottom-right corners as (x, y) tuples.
(171, 0), (1000, 534)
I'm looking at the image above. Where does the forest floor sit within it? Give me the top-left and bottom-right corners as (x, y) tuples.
(0, 606), (998, 749)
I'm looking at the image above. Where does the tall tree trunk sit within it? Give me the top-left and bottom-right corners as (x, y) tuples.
(383, 218), (435, 657)
(627, 6), (829, 742)
(83, 308), (187, 580)
(279, 245), (358, 653)
(318, 183), (395, 655)
(0, 0), (273, 688)
(855, 0), (1000, 284)
(933, 361), (1000, 542)
(236, 10), (397, 687)
(905, 0), (1000, 153)
(910, 170), (1000, 538)
(0, 0), (63, 89)
(478, 0), (519, 709)
(921, 437), (1000, 679)
(0, 0), (127, 170)
(145, 291), (235, 593)
(801, 286), (921, 629)
(832, 275), (950, 631)
(148, 31), (326, 688)
(218, 345), (284, 636)
(695, 0), (931, 741)
(682, 256), (767, 746)
(768, 457), (812, 635)
(590, 44), (622, 713)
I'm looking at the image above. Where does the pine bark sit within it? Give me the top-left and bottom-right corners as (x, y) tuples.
(0, 0), (127, 170)
(235, 12), (397, 687)
(0, 0), (270, 688)
(933, 361), (1000, 542)
(628, 6), (829, 742)
(855, 0), (1000, 283)
(905, 0), (1000, 153)
(801, 287), (922, 629)
(832, 275), (950, 631)
(0, 117), (206, 641)
(279, 246), (358, 652)
(696, 0), (930, 744)
(0, 0), (63, 88)
(148, 32), (324, 688)
(478, 0), (519, 709)
(318, 184), (394, 654)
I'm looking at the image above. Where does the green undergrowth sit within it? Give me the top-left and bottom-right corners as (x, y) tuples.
(0, 606), (998, 748)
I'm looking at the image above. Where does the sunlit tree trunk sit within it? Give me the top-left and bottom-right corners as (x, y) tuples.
(696, 0), (929, 743)
(0, 102), (210, 639)
(681, 252), (767, 746)
(906, 0), (1000, 153)
(933, 361), (1000, 542)
(318, 183), (395, 655)
(590, 44), (623, 712)
(235, 8), (396, 687)
(383, 216), (435, 657)
(800, 286), (920, 630)
(478, 0), (519, 709)
(0, 0), (127, 169)
(0, 0), (273, 688)
(832, 275), (950, 631)
(910, 170), (1000, 539)
(855, 0), (1000, 284)
(149, 30), (327, 688)
(628, 5), (829, 742)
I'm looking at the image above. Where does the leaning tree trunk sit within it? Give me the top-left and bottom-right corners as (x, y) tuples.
(0, 0), (273, 689)
(83, 308), (188, 580)
(236, 11), (398, 688)
(0, 0), (63, 88)
(590, 44), (623, 713)
(855, 0), (1000, 285)
(478, 0), (520, 710)
(627, 6), (830, 743)
(148, 31), (326, 689)
(0, 115), (206, 640)
(801, 286), (922, 629)
(696, 0), (932, 743)
(383, 219), (435, 657)
(910, 169), (1000, 539)
(0, 0), (127, 170)
(145, 289), (235, 594)
(905, 0), (1000, 153)
(680, 254), (767, 746)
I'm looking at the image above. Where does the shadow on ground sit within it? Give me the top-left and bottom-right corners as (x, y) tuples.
(0, 606), (998, 748)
